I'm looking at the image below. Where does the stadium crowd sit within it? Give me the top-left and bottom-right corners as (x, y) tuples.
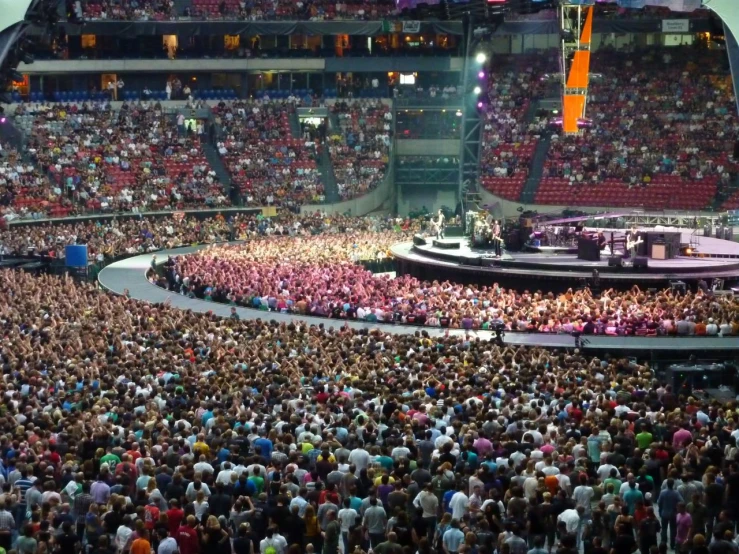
(6, 100), (228, 219)
(474, 47), (739, 210)
(159, 216), (738, 336)
(213, 100), (323, 209)
(1, 259), (739, 554)
(538, 47), (739, 210)
(328, 101), (391, 201)
(80, 0), (397, 21)
(478, 53), (556, 202)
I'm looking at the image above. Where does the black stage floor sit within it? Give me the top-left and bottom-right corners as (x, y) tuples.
(391, 235), (739, 289)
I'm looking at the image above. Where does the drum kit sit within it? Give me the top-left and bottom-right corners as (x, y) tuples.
(469, 211), (504, 254)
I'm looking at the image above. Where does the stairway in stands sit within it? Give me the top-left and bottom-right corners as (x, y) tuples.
(329, 112), (341, 134)
(711, 175), (739, 210)
(523, 100), (540, 126)
(203, 143), (236, 204)
(520, 135), (551, 203)
(0, 119), (29, 160)
(173, 0), (192, 15)
(318, 146), (340, 203)
(289, 110), (302, 140)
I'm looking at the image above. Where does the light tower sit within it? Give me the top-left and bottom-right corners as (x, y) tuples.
(559, 0), (595, 135)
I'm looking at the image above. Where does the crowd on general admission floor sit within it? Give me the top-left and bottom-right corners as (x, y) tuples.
(1, 262), (739, 554)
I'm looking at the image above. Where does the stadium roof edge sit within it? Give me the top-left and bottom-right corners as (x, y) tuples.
(0, 0), (34, 35)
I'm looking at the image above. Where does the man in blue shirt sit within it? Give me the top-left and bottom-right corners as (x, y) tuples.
(442, 519), (465, 554)
(254, 435), (273, 460)
(657, 479), (684, 549)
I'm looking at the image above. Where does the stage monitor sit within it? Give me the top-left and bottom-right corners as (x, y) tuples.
(413, 235), (427, 246)
(633, 257), (649, 269)
(608, 256), (623, 268)
(460, 255), (481, 266)
(577, 236), (600, 261)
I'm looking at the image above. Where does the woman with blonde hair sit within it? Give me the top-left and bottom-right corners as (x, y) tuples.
(303, 504), (322, 553)
(202, 515), (231, 554)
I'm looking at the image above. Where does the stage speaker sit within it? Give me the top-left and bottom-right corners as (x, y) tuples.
(460, 255), (481, 266)
(704, 225), (712, 237)
(716, 226), (724, 239)
(651, 243), (667, 260)
(734, 139), (739, 159)
(608, 256), (623, 267)
(413, 235), (427, 246)
(633, 257), (649, 269)
(725, 227), (734, 241)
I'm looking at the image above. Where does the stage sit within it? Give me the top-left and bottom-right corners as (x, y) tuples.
(392, 233), (739, 290)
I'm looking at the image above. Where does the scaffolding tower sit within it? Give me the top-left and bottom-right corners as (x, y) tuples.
(559, 0), (595, 135)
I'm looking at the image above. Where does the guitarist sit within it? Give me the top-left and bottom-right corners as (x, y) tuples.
(492, 220), (502, 257)
(626, 226), (641, 259)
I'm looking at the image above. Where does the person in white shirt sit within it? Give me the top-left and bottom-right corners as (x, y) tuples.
(259, 528), (288, 554)
(557, 505), (583, 534)
(193, 455), (214, 475)
(156, 528), (178, 554)
(348, 447), (370, 471)
(448, 489), (469, 521)
(706, 318), (719, 336)
(115, 517), (135, 554)
(338, 499), (358, 553)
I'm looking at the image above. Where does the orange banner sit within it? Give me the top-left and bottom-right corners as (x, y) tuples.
(580, 6), (594, 46)
(563, 94), (585, 134)
(566, 50), (591, 89)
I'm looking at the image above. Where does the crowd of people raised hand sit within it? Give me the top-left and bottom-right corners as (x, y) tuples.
(2, 259), (739, 554)
(328, 101), (392, 201)
(6, 100), (228, 220)
(139, 213), (737, 336)
(213, 100), (323, 209)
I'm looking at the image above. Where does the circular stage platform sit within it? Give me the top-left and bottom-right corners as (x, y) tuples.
(391, 232), (739, 291)
(96, 244), (739, 354)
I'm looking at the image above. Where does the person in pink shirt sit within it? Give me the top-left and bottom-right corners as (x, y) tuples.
(473, 434), (493, 458)
(675, 503), (692, 550)
(672, 425), (693, 451)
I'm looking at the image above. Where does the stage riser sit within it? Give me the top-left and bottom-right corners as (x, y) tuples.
(412, 244), (739, 276)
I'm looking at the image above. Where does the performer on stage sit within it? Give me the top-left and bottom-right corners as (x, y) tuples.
(626, 226), (641, 259)
(492, 219), (502, 257)
(436, 210), (446, 239)
(597, 231), (607, 251)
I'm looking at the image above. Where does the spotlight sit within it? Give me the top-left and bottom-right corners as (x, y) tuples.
(478, 71), (485, 79)
(455, 110), (463, 117)
(0, 118), (6, 124)
(9, 70), (23, 83)
(477, 101), (483, 108)
(473, 86), (482, 95)
(475, 52), (486, 64)
(21, 52), (34, 65)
